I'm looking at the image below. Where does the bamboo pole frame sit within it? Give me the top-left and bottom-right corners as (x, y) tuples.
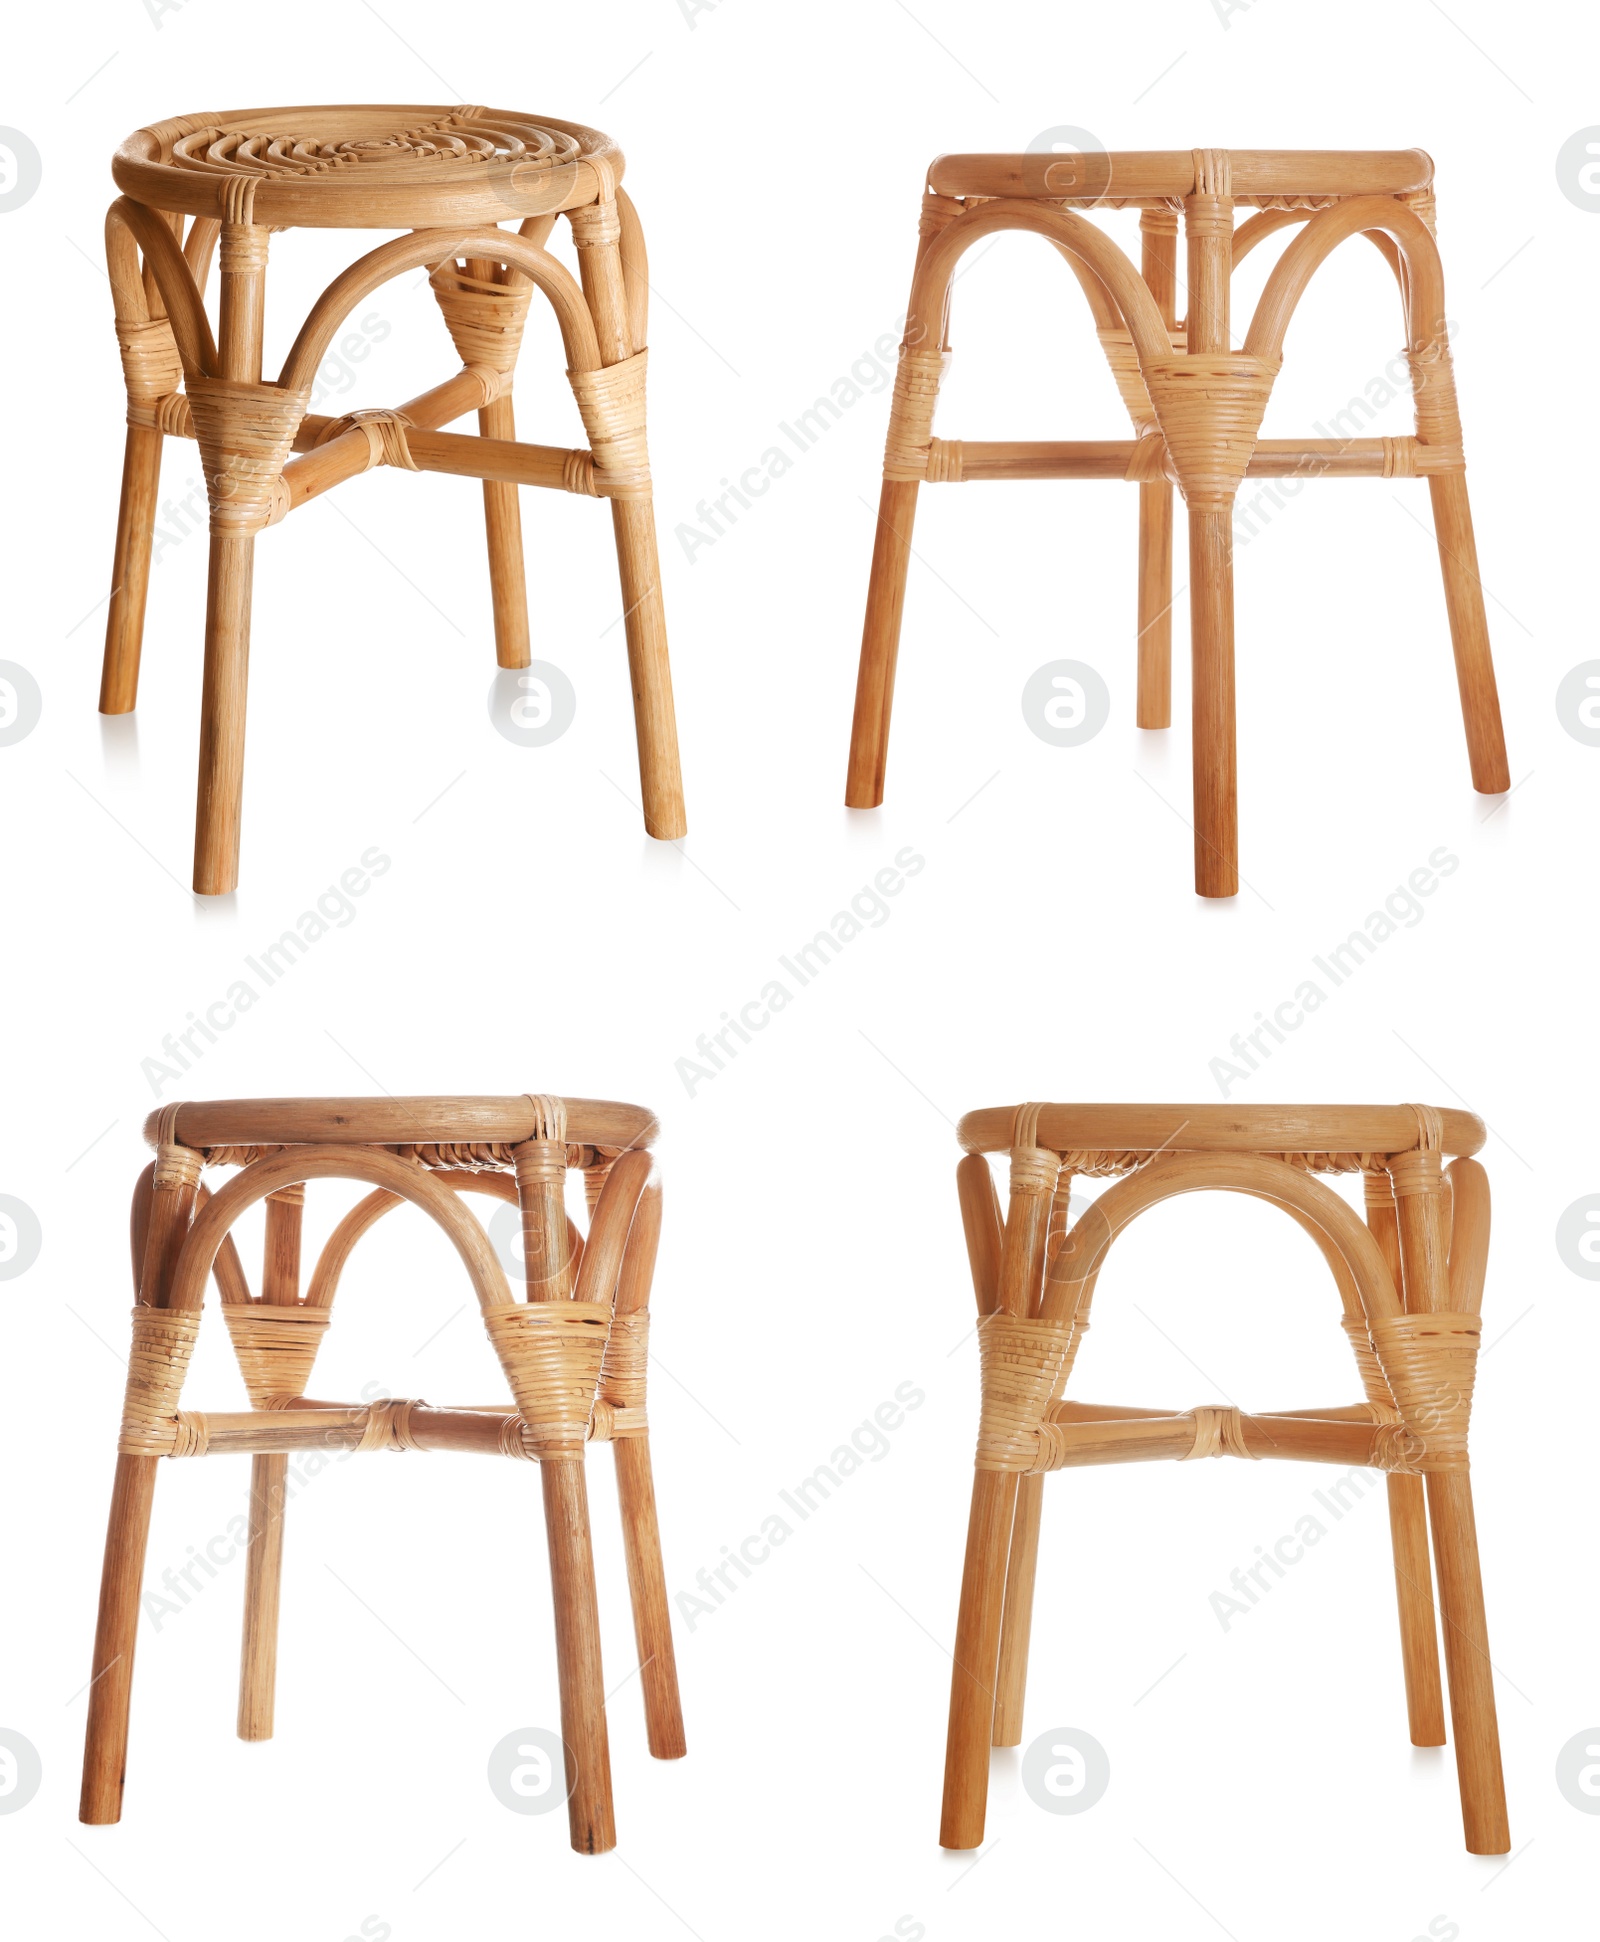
(846, 147), (1509, 898)
(79, 1094), (685, 1856)
(98, 105), (687, 894)
(939, 1100), (1508, 1856)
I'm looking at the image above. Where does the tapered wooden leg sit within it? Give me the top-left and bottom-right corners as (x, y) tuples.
(100, 425), (164, 715)
(237, 1454), (288, 1740)
(1426, 1468), (1509, 1853)
(610, 499), (687, 839)
(614, 1437), (686, 1759)
(479, 393), (531, 670)
(1386, 1473), (1446, 1746)
(940, 1468), (1018, 1849)
(541, 1458), (616, 1854)
(1188, 508), (1237, 898)
(1427, 472), (1509, 795)
(80, 1454), (160, 1824)
(193, 534), (255, 895)
(847, 477), (922, 807)
(237, 1185), (303, 1736)
(991, 1471), (1044, 1746)
(1136, 480), (1173, 729)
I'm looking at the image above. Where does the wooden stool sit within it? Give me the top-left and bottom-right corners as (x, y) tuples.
(942, 1101), (1508, 1853)
(100, 106), (686, 893)
(846, 149), (1509, 897)
(79, 1095), (685, 1854)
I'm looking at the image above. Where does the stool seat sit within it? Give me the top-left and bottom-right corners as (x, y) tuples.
(113, 103), (620, 227)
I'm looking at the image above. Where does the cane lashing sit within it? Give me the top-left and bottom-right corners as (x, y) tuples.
(1369, 1312), (1480, 1470)
(484, 1300), (611, 1459)
(118, 1308), (203, 1456)
(116, 317), (184, 414)
(882, 347), (950, 481)
(1179, 1404), (1257, 1460)
(1143, 354), (1280, 510)
(314, 407), (419, 472)
(186, 377), (311, 534)
(567, 351), (651, 499)
(223, 1301), (332, 1407)
(974, 1311), (1083, 1472)
(429, 263), (534, 386)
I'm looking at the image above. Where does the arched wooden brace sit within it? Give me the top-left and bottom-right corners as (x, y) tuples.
(281, 225), (603, 391)
(305, 1171), (584, 1312)
(847, 198), (1173, 812)
(166, 1147), (514, 1315)
(1041, 1150), (1401, 1330)
(1240, 195), (1508, 795)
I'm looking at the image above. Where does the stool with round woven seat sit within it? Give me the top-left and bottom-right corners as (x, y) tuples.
(845, 147), (1509, 897)
(78, 1094), (685, 1854)
(940, 1100), (1508, 1854)
(100, 105), (685, 892)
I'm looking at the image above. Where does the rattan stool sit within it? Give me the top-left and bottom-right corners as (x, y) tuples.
(79, 1095), (684, 1854)
(941, 1101), (1507, 1853)
(846, 148), (1509, 897)
(100, 105), (686, 893)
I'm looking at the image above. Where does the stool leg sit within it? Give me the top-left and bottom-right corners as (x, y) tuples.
(237, 1184), (305, 1739)
(1427, 471), (1510, 795)
(479, 392), (531, 670)
(1385, 1473), (1446, 1745)
(991, 1470), (1044, 1745)
(100, 425), (165, 715)
(606, 1177), (685, 1758)
(541, 1457), (617, 1853)
(941, 1469), (1017, 1847)
(80, 1454), (161, 1823)
(82, 1148), (201, 1823)
(1188, 508), (1237, 897)
(610, 499), (687, 838)
(1135, 208), (1178, 731)
(238, 1455), (287, 1739)
(1426, 1469), (1510, 1853)
(193, 534), (255, 894)
(1136, 481), (1174, 729)
(614, 1436), (686, 1759)
(569, 199), (686, 840)
(846, 478), (922, 807)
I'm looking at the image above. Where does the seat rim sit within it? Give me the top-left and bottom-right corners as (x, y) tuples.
(927, 146), (1433, 205)
(111, 102), (622, 228)
(144, 1095), (659, 1155)
(956, 1101), (1483, 1162)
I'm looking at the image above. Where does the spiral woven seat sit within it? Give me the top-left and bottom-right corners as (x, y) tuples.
(113, 103), (621, 226)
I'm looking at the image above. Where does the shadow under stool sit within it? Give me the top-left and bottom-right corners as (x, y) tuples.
(846, 148), (1509, 897)
(941, 1100), (1508, 1854)
(100, 105), (686, 893)
(78, 1094), (685, 1854)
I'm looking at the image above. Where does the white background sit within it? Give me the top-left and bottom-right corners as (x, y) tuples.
(3, 1), (1598, 1937)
